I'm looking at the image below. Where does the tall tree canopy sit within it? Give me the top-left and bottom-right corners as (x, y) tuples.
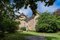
(0, 0), (56, 39)
(0, 0), (55, 17)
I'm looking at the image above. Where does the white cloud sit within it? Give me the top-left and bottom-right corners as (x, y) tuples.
(15, 6), (32, 17)
(15, 1), (58, 17)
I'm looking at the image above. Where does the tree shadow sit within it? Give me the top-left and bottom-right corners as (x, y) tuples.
(45, 37), (58, 40)
(20, 32), (58, 40)
(0, 32), (58, 40)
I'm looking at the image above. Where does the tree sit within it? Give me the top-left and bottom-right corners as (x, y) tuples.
(0, 0), (55, 39)
(0, 0), (55, 16)
(0, 11), (19, 39)
(36, 12), (59, 33)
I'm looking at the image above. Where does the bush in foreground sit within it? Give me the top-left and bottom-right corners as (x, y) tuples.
(0, 12), (19, 39)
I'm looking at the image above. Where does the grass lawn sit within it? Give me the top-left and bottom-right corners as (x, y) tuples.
(1, 31), (60, 40)
(0, 32), (26, 40)
(22, 31), (60, 40)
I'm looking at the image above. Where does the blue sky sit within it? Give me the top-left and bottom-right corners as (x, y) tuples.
(37, 0), (60, 13)
(14, 0), (60, 17)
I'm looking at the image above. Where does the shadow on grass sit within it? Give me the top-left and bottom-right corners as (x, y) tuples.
(0, 31), (59, 40)
(45, 37), (58, 40)
(0, 32), (27, 40)
(20, 32), (58, 40)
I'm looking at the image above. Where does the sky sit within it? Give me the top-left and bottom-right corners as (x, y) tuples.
(15, 6), (33, 17)
(14, 0), (60, 17)
(37, 0), (60, 13)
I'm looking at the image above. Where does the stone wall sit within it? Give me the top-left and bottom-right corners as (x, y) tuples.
(17, 14), (39, 31)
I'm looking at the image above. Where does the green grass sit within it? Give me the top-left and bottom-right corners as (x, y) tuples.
(1, 31), (60, 40)
(22, 31), (60, 40)
(0, 32), (26, 40)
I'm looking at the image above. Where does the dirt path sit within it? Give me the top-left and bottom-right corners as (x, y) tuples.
(25, 36), (46, 40)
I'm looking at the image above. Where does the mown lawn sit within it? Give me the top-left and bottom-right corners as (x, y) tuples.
(22, 31), (60, 40)
(1, 31), (60, 40)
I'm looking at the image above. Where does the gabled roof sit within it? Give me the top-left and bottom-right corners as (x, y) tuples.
(54, 9), (60, 16)
(20, 13), (27, 18)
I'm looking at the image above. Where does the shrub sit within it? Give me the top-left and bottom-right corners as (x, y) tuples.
(20, 27), (26, 31)
(0, 13), (19, 39)
(1, 17), (19, 33)
(56, 16), (60, 31)
(36, 12), (59, 33)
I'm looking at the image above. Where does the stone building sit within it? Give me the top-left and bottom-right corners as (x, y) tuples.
(16, 13), (39, 31)
(54, 9), (60, 16)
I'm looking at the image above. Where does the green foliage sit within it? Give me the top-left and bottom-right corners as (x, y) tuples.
(0, 12), (19, 39)
(56, 16), (60, 31)
(20, 27), (26, 31)
(0, 0), (55, 16)
(0, 32), (26, 40)
(36, 12), (60, 33)
(0, 0), (56, 39)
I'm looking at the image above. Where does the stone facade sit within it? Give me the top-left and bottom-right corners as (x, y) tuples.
(54, 9), (60, 16)
(16, 13), (39, 31)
